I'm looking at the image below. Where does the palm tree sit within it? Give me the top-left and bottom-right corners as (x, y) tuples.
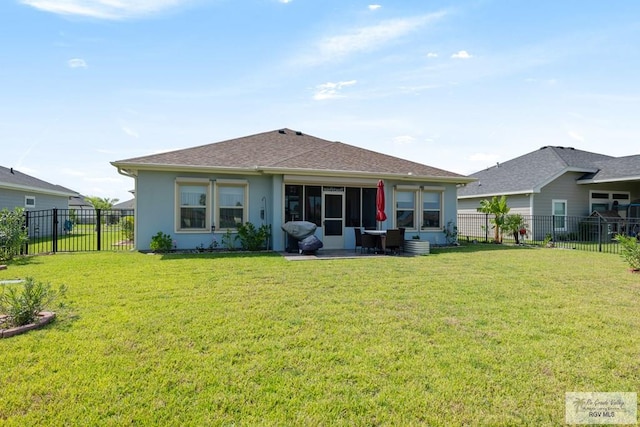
(477, 195), (510, 243)
(84, 196), (119, 210)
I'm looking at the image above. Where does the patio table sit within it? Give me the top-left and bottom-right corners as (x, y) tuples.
(363, 229), (386, 252)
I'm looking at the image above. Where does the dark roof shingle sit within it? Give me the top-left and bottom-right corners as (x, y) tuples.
(112, 129), (468, 180)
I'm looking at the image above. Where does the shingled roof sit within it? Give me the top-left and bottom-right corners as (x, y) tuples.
(112, 128), (472, 183)
(0, 165), (77, 197)
(458, 146), (639, 198)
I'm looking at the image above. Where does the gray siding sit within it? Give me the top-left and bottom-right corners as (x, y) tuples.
(0, 188), (69, 212)
(534, 173), (640, 216)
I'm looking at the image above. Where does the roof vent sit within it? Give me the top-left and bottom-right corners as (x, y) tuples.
(278, 129), (286, 134)
(10, 167), (14, 174)
(296, 131), (303, 136)
(540, 146), (548, 150)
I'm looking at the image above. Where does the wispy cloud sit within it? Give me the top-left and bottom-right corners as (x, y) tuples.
(451, 50), (472, 59)
(426, 52), (438, 58)
(298, 11), (447, 66)
(121, 126), (139, 138)
(20, 0), (193, 20)
(67, 58), (87, 68)
(568, 131), (584, 142)
(392, 135), (415, 145)
(368, 4), (382, 11)
(313, 80), (357, 100)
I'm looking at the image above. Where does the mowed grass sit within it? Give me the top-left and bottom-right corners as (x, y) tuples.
(0, 247), (639, 426)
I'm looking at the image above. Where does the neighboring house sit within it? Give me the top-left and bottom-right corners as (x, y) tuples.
(111, 129), (474, 251)
(113, 198), (135, 217)
(457, 146), (640, 239)
(69, 195), (94, 211)
(0, 165), (76, 212)
(0, 165), (78, 238)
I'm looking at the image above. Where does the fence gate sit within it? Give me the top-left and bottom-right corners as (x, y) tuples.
(24, 208), (134, 254)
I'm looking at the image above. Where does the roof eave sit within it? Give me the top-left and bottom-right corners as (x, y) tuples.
(458, 189), (536, 199)
(111, 162), (476, 184)
(0, 183), (77, 197)
(577, 175), (640, 184)
(258, 167), (476, 184)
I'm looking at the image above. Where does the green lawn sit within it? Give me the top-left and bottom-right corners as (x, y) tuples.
(1, 247), (638, 425)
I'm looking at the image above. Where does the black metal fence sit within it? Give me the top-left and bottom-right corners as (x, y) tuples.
(457, 213), (640, 254)
(23, 208), (134, 254)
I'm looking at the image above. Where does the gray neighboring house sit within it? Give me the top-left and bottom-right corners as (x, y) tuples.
(457, 146), (640, 238)
(113, 198), (135, 217)
(112, 128), (475, 251)
(0, 165), (77, 212)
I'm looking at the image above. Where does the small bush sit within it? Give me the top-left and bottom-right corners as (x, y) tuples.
(614, 234), (640, 270)
(0, 207), (28, 261)
(235, 222), (271, 251)
(0, 277), (66, 328)
(120, 216), (135, 241)
(150, 231), (173, 252)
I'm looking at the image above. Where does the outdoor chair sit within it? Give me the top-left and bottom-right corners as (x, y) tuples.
(354, 228), (363, 252)
(361, 233), (378, 254)
(385, 229), (403, 255)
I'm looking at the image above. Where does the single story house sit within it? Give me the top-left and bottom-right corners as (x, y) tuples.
(0, 165), (76, 212)
(111, 129), (475, 251)
(457, 146), (640, 239)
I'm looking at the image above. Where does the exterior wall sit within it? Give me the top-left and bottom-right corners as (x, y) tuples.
(135, 170), (275, 251)
(135, 170), (462, 251)
(0, 189), (71, 239)
(457, 194), (531, 240)
(533, 172), (590, 217)
(0, 188), (69, 212)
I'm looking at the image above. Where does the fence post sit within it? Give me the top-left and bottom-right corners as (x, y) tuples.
(23, 211), (29, 255)
(96, 209), (101, 251)
(598, 215), (602, 252)
(551, 215), (556, 243)
(485, 213), (489, 243)
(52, 208), (58, 253)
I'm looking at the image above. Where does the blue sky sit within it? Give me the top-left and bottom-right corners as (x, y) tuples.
(2, 0), (639, 203)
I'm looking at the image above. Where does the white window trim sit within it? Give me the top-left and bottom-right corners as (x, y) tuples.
(552, 199), (567, 231)
(175, 178), (211, 233)
(214, 179), (249, 232)
(421, 190), (444, 230)
(25, 195), (36, 208)
(589, 190), (630, 212)
(393, 188), (447, 231)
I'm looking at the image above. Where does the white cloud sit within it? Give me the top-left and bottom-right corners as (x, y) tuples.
(368, 4), (381, 11)
(568, 131), (584, 142)
(279, 0), (292, 3)
(392, 135), (415, 145)
(426, 52), (438, 58)
(313, 80), (357, 100)
(121, 126), (139, 138)
(300, 11), (446, 65)
(451, 50), (472, 59)
(20, 0), (193, 20)
(67, 58), (87, 68)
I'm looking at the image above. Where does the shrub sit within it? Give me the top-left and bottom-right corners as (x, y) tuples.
(614, 234), (640, 270)
(235, 222), (271, 251)
(150, 231), (173, 252)
(0, 207), (28, 261)
(120, 216), (135, 241)
(0, 277), (66, 328)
